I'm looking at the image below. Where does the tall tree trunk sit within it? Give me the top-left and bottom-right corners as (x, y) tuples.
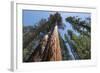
(42, 24), (62, 61)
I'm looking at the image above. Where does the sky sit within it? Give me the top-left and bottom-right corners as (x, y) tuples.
(22, 10), (91, 39)
(22, 10), (91, 26)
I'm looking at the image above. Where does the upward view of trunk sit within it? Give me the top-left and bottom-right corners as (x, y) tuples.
(42, 24), (62, 61)
(27, 23), (62, 62)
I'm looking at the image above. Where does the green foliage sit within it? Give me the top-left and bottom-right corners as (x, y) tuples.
(48, 12), (62, 27)
(66, 29), (91, 59)
(65, 16), (91, 59)
(66, 16), (91, 37)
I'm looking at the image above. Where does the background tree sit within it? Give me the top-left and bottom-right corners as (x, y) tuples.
(66, 16), (91, 37)
(65, 16), (91, 59)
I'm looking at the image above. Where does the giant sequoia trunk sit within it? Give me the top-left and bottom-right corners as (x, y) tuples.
(42, 24), (62, 61)
(27, 23), (62, 62)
